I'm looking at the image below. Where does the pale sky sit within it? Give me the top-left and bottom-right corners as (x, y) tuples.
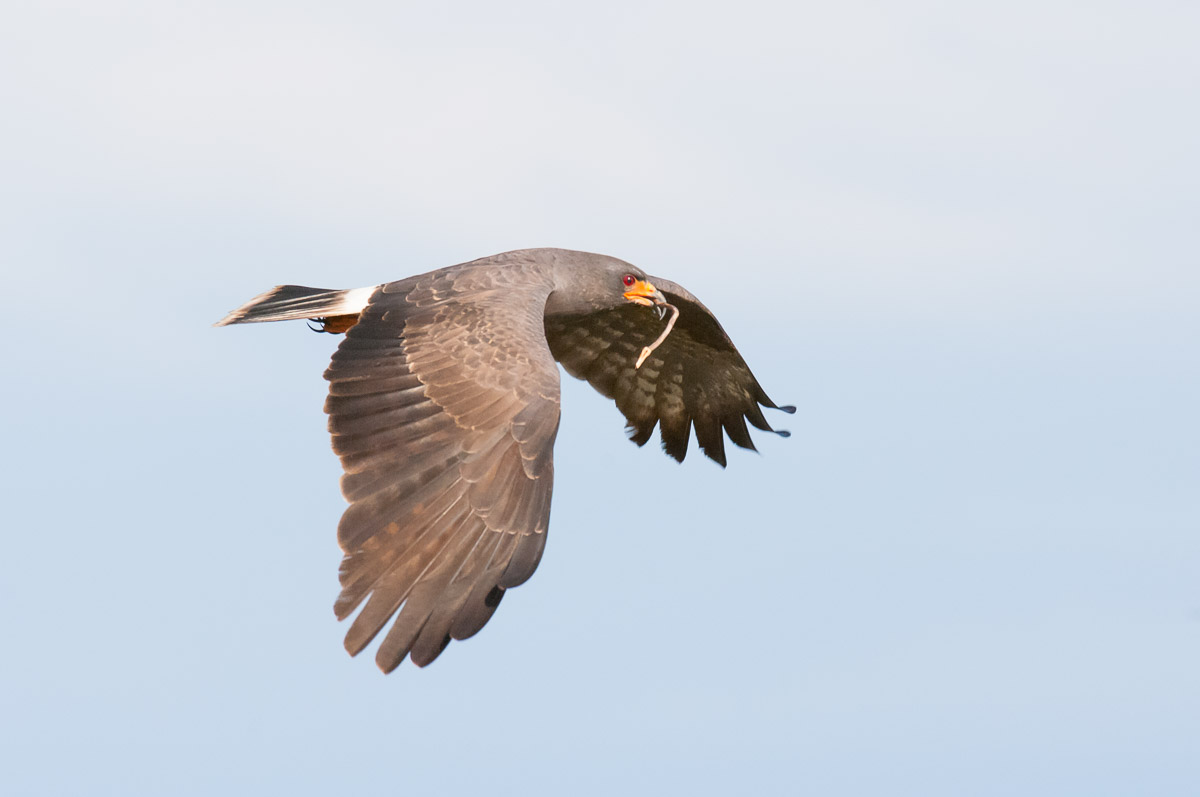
(2, 2), (1198, 795)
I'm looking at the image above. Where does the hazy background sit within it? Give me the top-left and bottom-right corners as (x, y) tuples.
(2, 2), (1197, 795)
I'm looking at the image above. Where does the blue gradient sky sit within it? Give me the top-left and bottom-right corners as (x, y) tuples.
(2, 2), (1198, 795)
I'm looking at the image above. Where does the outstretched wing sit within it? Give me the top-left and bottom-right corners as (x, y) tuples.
(324, 262), (561, 671)
(544, 278), (793, 466)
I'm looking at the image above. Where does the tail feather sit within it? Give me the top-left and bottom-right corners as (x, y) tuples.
(214, 285), (378, 327)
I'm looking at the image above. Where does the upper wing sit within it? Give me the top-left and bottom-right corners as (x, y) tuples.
(544, 277), (793, 466)
(324, 262), (561, 671)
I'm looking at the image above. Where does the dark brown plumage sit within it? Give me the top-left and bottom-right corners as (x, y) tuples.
(217, 248), (792, 671)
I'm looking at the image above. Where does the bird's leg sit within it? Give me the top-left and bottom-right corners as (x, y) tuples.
(636, 302), (679, 369)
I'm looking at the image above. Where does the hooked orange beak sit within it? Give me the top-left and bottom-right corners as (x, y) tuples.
(623, 279), (666, 308)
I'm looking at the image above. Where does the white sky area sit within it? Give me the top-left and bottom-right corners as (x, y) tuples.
(1, 2), (1197, 796)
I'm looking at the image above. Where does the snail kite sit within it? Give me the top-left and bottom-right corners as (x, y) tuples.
(217, 248), (793, 671)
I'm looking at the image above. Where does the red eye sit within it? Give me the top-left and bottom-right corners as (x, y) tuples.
(622, 274), (637, 287)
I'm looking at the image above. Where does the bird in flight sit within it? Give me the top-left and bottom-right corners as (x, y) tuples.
(217, 248), (793, 672)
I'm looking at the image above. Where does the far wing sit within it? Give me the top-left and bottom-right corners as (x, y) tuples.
(544, 278), (793, 466)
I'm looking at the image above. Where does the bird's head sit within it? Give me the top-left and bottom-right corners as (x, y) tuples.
(545, 252), (668, 317)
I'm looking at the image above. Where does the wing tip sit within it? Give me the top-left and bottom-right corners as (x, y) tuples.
(700, 446), (727, 468)
(375, 652), (405, 674)
(663, 444), (687, 464)
(626, 421), (656, 447)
